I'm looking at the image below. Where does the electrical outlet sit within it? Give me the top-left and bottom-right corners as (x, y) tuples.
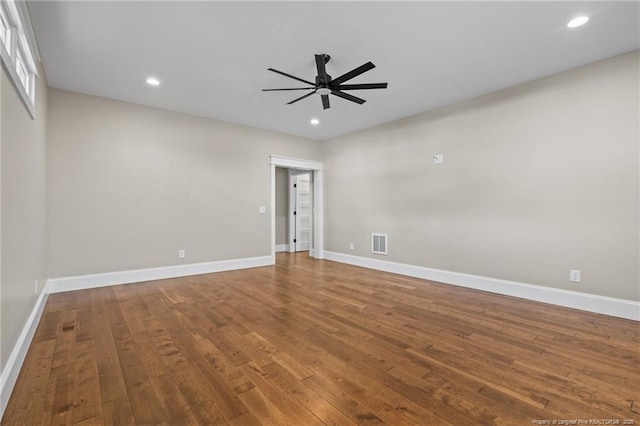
(349, 243), (354, 251)
(570, 269), (581, 283)
(178, 249), (185, 259)
(433, 154), (444, 164)
(258, 206), (266, 214)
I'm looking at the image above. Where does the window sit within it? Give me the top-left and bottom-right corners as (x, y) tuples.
(0, 0), (38, 117)
(0, 6), (9, 53)
(15, 45), (28, 89)
(0, 11), (6, 47)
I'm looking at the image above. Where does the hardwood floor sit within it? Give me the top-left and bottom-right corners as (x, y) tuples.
(3, 253), (639, 425)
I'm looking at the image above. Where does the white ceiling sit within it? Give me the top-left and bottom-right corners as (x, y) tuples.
(29, 1), (639, 141)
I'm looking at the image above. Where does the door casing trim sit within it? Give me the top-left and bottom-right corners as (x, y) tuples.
(270, 155), (324, 261)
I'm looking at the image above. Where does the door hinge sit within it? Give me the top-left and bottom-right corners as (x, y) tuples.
(294, 183), (297, 188)
(294, 211), (297, 215)
(294, 238), (297, 243)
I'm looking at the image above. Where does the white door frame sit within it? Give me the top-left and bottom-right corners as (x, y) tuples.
(270, 155), (324, 263)
(288, 170), (312, 253)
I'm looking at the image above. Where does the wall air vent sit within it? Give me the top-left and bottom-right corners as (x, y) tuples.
(371, 233), (388, 255)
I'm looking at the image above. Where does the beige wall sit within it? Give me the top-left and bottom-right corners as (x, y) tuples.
(323, 51), (639, 301)
(1, 63), (49, 371)
(275, 167), (289, 245)
(47, 89), (321, 278)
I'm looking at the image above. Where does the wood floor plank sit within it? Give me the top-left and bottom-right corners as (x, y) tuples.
(148, 373), (201, 424)
(261, 361), (356, 426)
(72, 340), (102, 424)
(406, 346), (550, 410)
(301, 373), (386, 425)
(236, 387), (291, 425)
(105, 295), (168, 424)
(239, 362), (324, 426)
(226, 411), (262, 426)
(3, 253), (638, 425)
(141, 289), (234, 424)
(42, 308), (78, 426)
(101, 398), (135, 425)
(2, 338), (56, 425)
(87, 288), (129, 405)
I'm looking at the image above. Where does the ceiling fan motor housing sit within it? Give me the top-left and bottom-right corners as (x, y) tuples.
(316, 74), (332, 86)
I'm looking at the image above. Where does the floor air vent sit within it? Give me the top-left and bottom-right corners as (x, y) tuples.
(371, 233), (388, 255)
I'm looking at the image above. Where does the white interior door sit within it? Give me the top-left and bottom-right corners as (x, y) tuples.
(291, 172), (312, 252)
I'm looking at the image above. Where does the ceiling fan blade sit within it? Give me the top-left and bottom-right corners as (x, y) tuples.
(315, 54), (329, 84)
(262, 87), (316, 91)
(331, 90), (366, 105)
(332, 83), (388, 90)
(268, 68), (315, 86)
(332, 62), (375, 85)
(287, 90), (317, 105)
(321, 94), (330, 109)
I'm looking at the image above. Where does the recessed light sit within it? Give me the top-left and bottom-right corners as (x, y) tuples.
(567, 16), (589, 28)
(146, 77), (160, 86)
(310, 118), (320, 126)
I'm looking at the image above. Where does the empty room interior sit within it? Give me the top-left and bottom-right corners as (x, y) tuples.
(0, 1), (639, 424)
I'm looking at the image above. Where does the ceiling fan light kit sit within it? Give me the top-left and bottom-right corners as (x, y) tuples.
(262, 53), (388, 110)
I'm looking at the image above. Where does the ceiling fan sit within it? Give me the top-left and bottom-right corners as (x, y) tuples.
(262, 54), (388, 110)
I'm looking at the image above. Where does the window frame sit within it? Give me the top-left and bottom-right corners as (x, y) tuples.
(0, 0), (39, 118)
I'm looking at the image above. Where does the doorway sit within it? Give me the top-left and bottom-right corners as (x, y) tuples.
(270, 156), (324, 262)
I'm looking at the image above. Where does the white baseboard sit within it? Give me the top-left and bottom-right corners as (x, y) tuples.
(275, 244), (289, 253)
(323, 251), (639, 321)
(48, 255), (274, 294)
(1, 281), (50, 420)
